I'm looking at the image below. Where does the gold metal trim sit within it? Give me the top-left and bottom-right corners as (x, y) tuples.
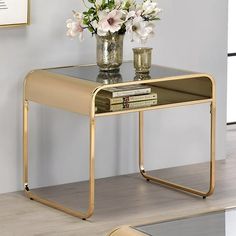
(95, 99), (213, 117)
(0, 0), (30, 27)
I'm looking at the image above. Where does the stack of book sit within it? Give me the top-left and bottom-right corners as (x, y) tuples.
(96, 84), (158, 112)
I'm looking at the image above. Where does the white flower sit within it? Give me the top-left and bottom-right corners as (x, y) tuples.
(97, 10), (124, 36)
(126, 9), (142, 21)
(126, 16), (155, 43)
(142, 0), (161, 19)
(66, 13), (84, 40)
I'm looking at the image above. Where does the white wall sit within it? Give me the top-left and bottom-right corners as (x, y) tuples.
(0, 0), (228, 193)
(226, 208), (236, 236)
(227, 0), (236, 123)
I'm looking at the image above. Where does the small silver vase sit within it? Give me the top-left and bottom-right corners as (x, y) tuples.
(133, 47), (153, 73)
(96, 33), (124, 71)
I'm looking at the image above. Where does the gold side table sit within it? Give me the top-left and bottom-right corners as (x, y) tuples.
(23, 62), (216, 219)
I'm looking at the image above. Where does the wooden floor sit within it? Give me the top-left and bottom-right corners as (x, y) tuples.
(0, 125), (236, 236)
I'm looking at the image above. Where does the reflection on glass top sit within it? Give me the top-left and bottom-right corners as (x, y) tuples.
(47, 62), (197, 85)
(135, 211), (225, 236)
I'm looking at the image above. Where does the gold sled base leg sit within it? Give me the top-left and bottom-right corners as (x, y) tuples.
(24, 188), (92, 220)
(139, 170), (214, 198)
(23, 99), (95, 220)
(138, 105), (215, 198)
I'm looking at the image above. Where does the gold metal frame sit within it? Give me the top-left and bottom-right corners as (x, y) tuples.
(23, 65), (216, 219)
(23, 84), (95, 219)
(0, 0), (30, 27)
(139, 76), (216, 199)
(138, 99), (216, 198)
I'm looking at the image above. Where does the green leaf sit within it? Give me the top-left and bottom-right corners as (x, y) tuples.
(88, 26), (94, 32)
(88, 7), (96, 14)
(83, 18), (90, 25)
(108, 1), (115, 10)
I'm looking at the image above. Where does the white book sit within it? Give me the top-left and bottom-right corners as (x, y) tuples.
(101, 85), (151, 98)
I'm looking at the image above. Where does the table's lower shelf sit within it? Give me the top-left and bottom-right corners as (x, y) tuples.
(95, 86), (212, 117)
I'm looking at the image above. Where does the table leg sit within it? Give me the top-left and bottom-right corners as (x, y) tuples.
(23, 100), (96, 219)
(138, 101), (216, 198)
(23, 100), (29, 191)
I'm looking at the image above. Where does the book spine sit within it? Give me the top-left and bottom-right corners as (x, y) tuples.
(112, 88), (151, 98)
(123, 93), (157, 103)
(96, 97), (123, 105)
(98, 99), (158, 112)
(120, 100), (157, 110)
(96, 93), (157, 105)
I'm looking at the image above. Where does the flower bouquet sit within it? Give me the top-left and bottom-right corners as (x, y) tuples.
(67, 0), (161, 71)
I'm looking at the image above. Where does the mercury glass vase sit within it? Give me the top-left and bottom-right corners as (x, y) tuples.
(97, 71), (123, 84)
(96, 33), (124, 71)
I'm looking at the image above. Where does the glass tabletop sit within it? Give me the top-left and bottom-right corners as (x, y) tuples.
(135, 211), (225, 236)
(47, 62), (197, 85)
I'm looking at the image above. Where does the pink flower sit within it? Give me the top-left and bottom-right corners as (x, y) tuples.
(97, 10), (124, 36)
(66, 13), (84, 40)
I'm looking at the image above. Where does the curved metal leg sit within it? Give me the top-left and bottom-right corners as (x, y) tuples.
(23, 100), (95, 219)
(138, 101), (216, 197)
